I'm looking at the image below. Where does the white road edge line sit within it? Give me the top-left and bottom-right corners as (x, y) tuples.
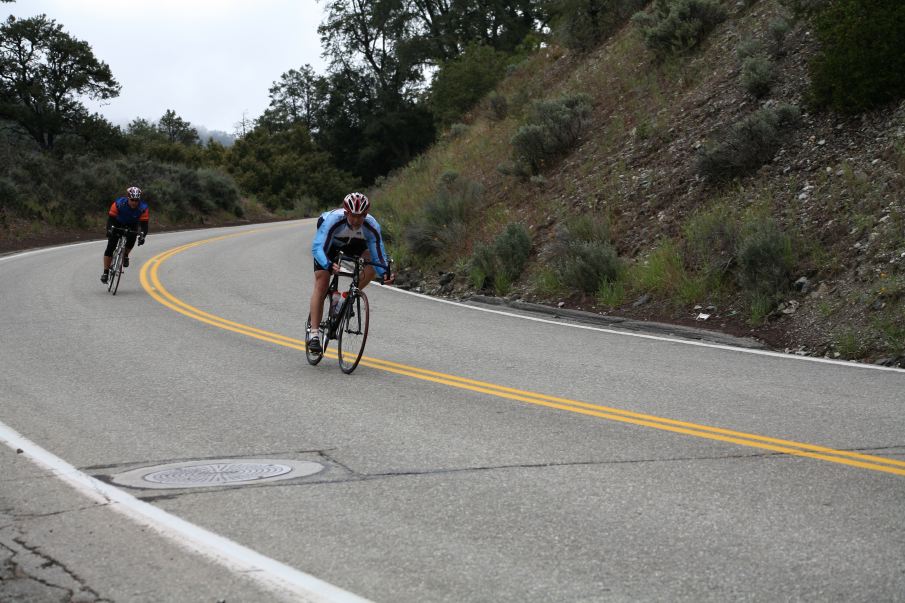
(378, 284), (905, 373)
(0, 422), (371, 603)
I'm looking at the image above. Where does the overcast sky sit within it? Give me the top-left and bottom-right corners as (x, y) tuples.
(8, 0), (327, 133)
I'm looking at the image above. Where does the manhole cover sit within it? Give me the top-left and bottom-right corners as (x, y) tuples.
(111, 459), (324, 489)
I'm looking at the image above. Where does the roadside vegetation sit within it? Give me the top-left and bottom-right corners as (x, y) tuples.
(375, 0), (905, 363)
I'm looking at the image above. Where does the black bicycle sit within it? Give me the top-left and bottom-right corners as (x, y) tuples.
(107, 226), (137, 295)
(306, 253), (390, 374)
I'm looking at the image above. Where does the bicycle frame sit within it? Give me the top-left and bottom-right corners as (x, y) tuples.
(324, 254), (386, 334)
(107, 226), (139, 295)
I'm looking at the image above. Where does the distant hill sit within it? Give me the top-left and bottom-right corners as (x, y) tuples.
(196, 126), (235, 147)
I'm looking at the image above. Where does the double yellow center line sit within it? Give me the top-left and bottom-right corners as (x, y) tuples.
(140, 230), (905, 478)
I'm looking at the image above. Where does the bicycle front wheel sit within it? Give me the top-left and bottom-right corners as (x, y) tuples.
(109, 242), (124, 294)
(337, 290), (369, 374)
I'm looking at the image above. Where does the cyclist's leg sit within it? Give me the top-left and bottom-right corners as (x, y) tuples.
(103, 235), (118, 272)
(358, 250), (376, 289)
(123, 230), (138, 257)
(310, 264), (331, 332)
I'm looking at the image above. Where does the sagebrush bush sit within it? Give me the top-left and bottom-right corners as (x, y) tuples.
(468, 223), (533, 292)
(683, 203), (739, 281)
(495, 223), (533, 281)
(556, 240), (622, 294)
(736, 38), (766, 61)
(808, 0), (905, 113)
(697, 104), (801, 181)
(510, 125), (548, 174)
(740, 55), (775, 98)
(549, 216), (621, 294)
(403, 172), (482, 257)
(632, 0), (727, 60)
(735, 217), (794, 297)
(488, 92), (509, 121)
(469, 242), (497, 290)
(768, 17), (791, 55)
(510, 94), (591, 174)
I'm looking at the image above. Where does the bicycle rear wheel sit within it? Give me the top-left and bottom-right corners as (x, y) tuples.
(337, 290), (369, 374)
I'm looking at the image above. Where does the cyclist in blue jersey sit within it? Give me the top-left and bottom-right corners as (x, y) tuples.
(307, 192), (393, 354)
(101, 186), (149, 283)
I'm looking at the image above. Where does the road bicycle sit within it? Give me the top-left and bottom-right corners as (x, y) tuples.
(106, 226), (138, 295)
(306, 253), (390, 374)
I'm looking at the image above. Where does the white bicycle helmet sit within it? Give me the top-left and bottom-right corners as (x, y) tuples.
(126, 186), (142, 200)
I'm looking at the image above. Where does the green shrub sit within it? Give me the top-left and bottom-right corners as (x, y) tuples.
(597, 279), (626, 307)
(197, 168), (240, 212)
(469, 242), (497, 289)
(632, 0), (727, 60)
(832, 328), (870, 359)
(533, 267), (566, 296)
(740, 55), (775, 98)
(630, 240), (685, 295)
(468, 223), (533, 292)
(736, 38), (766, 61)
(872, 315), (905, 356)
(747, 292), (775, 326)
(556, 240), (622, 294)
(510, 94), (591, 174)
(808, 0), (905, 113)
(697, 104), (801, 181)
(735, 217), (794, 297)
(495, 223), (533, 281)
(549, 216), (621, 294)
(768, 17), (791, 55)
(683, 203), (739, 282)
(488, 92), (509, 121)
(403, 172), (482, 257)
(511, 125), (549, 174)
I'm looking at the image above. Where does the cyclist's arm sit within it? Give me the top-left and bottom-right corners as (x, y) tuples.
(363, 218), (388, 278)
(106, 215), (116, 233)
(312, 211), (347, 270)
(139, 206), (149, 235)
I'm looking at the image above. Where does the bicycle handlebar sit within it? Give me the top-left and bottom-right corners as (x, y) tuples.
(109, 226), (139, 235)
(334, 253), (391, 272)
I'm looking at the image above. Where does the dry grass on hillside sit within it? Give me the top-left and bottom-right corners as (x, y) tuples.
(375, 0), (905, 364)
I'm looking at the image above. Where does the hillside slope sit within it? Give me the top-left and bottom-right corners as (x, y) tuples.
(376, 0), (905, 366)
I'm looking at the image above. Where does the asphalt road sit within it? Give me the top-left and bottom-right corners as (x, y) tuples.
(1, 220), (904, 602)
